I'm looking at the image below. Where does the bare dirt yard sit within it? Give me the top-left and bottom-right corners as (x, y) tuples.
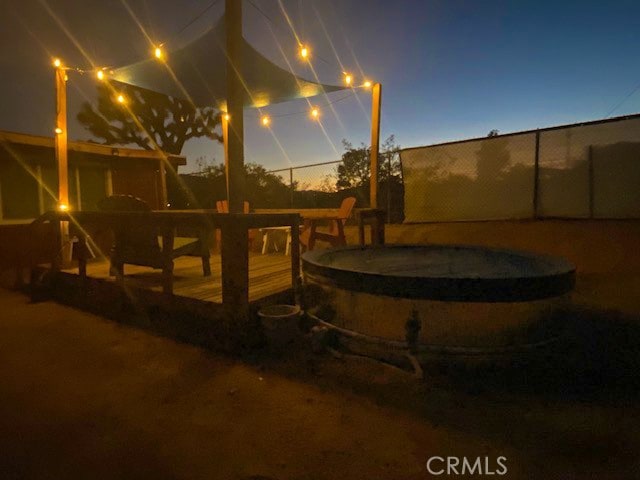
(1, 287), (639, 479)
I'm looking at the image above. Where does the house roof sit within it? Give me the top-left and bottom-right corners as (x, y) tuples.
(0, 130), (186, 165)
(110, 20), (346, 109)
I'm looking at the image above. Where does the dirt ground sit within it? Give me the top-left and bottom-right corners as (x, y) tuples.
(1, 287), (640, 479)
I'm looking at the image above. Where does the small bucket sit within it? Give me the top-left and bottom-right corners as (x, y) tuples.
(258, 304), (301, 347)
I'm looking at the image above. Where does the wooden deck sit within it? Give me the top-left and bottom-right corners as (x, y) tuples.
(63, 253), (293, 304)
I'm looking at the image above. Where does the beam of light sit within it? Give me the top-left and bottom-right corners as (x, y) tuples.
(0, 141), (109, 265)
(311, 3), (371, 122)
(37, 0), (97, 69)
(116, 0), (226, 219)
(265, 4), (348, 136)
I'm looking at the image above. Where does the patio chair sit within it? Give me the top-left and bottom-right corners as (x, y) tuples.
(300, 196), (356, 251)
(98, 195), (211, 277)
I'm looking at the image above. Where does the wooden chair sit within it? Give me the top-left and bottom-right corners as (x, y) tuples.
(98, 195), (211, 277)
(215, 200), (257, 249)
(300, 196), (356, 251)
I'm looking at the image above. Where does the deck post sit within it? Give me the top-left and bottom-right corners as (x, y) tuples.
(222, 113), (230, 198)
(221, 216), (250, 340)
(54, 66), (71, 264)
(369, 83), (382, 208)
(225, 0), (245, 214)
(289, 215), (300, 300)
(161, 225), (175, 295)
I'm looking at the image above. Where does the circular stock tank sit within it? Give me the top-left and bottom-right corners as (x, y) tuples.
(302, 245), (575, 353)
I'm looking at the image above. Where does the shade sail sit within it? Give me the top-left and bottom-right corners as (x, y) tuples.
(110, 20), (346, 109)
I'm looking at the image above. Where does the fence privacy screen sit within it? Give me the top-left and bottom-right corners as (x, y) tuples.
(400, 115), (640, 222)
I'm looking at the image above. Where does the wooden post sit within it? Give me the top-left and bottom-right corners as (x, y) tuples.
(161, 225), (175, 295)
(369, 83), (382, 208)
(222, 113), (230, 199)
(225, 0), (245, 214)
(221, 216), (249, 324)
(158, 158), (168, 209)
(55, 66), (71, 263)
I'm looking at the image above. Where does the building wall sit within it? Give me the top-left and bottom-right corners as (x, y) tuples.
(0, 140), (176, 221)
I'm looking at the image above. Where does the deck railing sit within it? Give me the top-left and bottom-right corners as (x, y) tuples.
(42, 210), (301, 324)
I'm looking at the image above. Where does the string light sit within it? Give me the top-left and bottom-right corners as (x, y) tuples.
(116, 94), (126, 104)
(344, 72), (353, 86)
(53, 58), (62, 68)
(54, 127), (63, 134)
(310, 107), (320, 119)
(363, 80), (372, 88)
(96, 70), (105, 80)
(261, 115), (271, 126)
(154, 46), (164, 60)
(299, 44), (309, 59)
(58, 203), (69, 211)
(223, 113), (230, 121)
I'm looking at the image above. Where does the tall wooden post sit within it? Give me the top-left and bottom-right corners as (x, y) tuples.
(55, 65), (71, 263)
(369, 83), (382, 208)
(158, 158), (168, 209)
(221, 0), (250, 340)
(221, 113), (230, 198)
(225, 0), (245, 214)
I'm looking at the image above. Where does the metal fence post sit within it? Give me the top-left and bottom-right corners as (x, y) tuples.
(588, 145), (594, 218)
(289, 167), (294, 208)
(533, 130), (540, 219)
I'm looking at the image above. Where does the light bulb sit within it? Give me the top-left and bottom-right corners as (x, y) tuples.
(300, 45), (309, 59)
(310, 107), (319, 119)
(154, 46), (163, 59)
(223, 113), (230, 121)
(96, 70), (104, 80)
(344, 73), (352, 86)
(53, 58), (62, 68)
(363, 80), (372, 88)
(58, 203), (69, 211)
(261, 115), (271, 127)
(117, 94), (125, 104)
(54, 127), (63, 134)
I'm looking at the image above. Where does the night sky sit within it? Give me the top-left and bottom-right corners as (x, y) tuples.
(1, 0), (639, 173)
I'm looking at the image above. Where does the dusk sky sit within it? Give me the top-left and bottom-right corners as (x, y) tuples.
(1, 0), (639, 173)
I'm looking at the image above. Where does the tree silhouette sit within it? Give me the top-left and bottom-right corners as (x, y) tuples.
(335, 135), (401, 189)
(77, 83), (222, 154)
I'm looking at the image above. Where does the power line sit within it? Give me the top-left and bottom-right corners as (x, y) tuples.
(246, 0), (333, 66)
(604, 80), (640, 118)
(163, 0), (223, 47)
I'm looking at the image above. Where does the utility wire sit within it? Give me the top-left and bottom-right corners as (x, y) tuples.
(246, 0), (333, 66)
(163, 0), (223, 46)
(604, 80), (640, 118)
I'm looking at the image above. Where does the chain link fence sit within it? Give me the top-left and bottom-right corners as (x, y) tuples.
(401, 114), (640, 222)
(265, 158), (405, 223)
